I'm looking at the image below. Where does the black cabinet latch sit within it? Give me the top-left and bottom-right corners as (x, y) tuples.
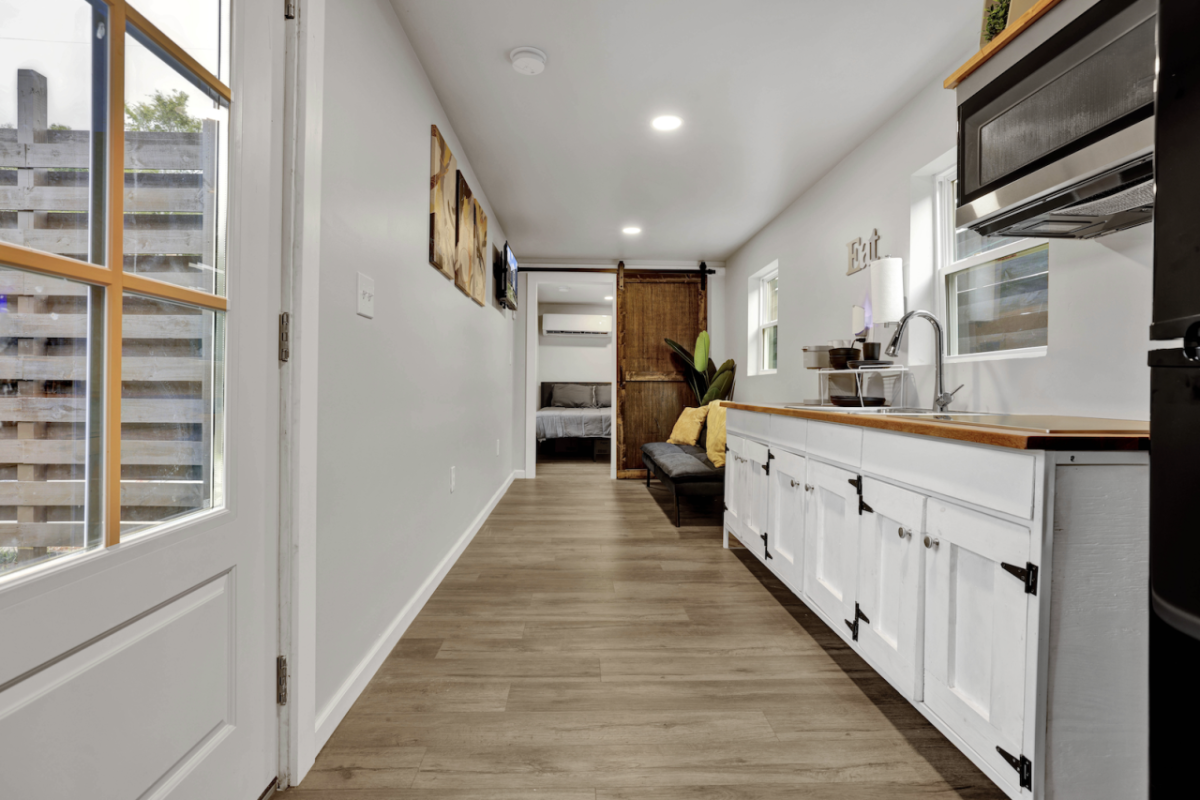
(762, 451), (774, 475)
(996, 747), (1033, 791)
(844, 602), (870, 641)
(761, 532), (773, 559)
(1000, 562), (1039, 595)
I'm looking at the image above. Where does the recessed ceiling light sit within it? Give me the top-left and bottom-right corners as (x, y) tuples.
(509, 47), (547, 75)
(651, 115), (682, 131)
(622, 227), (642, 235)
(604, 295), (614, 301)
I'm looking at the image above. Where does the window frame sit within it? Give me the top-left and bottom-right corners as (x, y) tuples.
(935, 167), (1049, 363)
(747, 261), (778, 376)
(0, 0), (231, 569)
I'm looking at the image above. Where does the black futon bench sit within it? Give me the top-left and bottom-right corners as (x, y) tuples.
(641, 442), (725, 527)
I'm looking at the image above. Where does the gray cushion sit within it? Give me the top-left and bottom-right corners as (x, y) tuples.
(594, 384), (612, 408)
(642, 442), (722, 483)
(551, 383), (593, 408)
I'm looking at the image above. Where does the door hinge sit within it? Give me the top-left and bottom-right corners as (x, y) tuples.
(996, 747), (1033, 791)
(761, 531), (773, 559)
(285, 0), (297, 20)
(1000, 561), (1039, 595)
(279, 312), (291, 363)
(762, 451), (774, 475)
(844, 602), (870, 641)
(276, 655), (289, 705)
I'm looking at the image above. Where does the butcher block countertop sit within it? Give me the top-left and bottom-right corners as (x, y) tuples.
(720, 402), (1150, 452)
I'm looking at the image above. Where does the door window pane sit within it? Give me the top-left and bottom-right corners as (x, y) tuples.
(947, 244), (1049, 356)
(0, 0), (108, 266)
(126, 0), (231, 80)
(120, 293), (224, 538)
(0, 263), (104, 576)
(124, 26), (229, 296)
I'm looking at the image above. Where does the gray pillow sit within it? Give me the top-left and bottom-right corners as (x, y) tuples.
(551, 383), (593, 408)
(594, 384), (612, 408)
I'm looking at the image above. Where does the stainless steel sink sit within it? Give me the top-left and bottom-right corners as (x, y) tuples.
(784, 405), (983, 416)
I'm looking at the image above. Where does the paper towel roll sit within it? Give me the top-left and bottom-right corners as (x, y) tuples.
(869, 257), (905, 325)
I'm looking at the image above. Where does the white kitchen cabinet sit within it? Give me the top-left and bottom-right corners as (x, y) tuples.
(923, 500), (1036, 797)
(802, 458), (860, 633)
(720, 407), (1149, 800)
(766, 448), (806, 589)
(855, 478), (926, 702)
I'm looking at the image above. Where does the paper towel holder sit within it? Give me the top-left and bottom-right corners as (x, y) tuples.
(869, 256), (905, 328)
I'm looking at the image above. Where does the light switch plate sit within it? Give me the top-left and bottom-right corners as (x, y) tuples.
(357, 273), (375, 318)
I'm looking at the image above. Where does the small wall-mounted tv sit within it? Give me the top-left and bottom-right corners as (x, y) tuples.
(495, 241), (518, 310)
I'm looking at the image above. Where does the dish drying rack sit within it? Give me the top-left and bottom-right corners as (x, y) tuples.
(817, 365), (910, 408)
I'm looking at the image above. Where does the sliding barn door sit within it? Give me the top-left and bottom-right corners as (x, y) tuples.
(616, 270), (707, 478)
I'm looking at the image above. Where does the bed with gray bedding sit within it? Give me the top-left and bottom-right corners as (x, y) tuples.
(536, 382), (613, 442)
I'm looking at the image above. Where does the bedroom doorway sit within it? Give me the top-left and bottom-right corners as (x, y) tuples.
(524, 272), (618, 480)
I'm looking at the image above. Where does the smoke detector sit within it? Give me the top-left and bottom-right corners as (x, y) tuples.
(510, 47), (547, 76)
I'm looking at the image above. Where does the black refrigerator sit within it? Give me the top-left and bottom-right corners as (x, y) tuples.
(1150, 1), (1200, 794)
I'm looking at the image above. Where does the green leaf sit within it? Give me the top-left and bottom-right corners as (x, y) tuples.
(713, 358), (735, 381)
(664, 338), (695, 366)
(693, 331), (710, 371)
(700, 370), (734, 405)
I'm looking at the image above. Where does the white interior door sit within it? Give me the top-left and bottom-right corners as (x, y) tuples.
(923, 499), (1036, 797)
(855, 478), (925, 701)
(766, 448), (806, 590)
(802, 459), (860, 633)
(0, 0), (281, 797)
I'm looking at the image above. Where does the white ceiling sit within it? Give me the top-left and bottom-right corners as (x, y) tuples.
(536, 281), (614, 305)
(393, 0), (978, 262)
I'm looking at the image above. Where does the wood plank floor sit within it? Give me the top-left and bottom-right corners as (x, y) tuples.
(286, 460), (1006, 799)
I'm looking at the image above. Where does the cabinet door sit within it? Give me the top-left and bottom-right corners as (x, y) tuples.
(856, 478), (925, 701)
(923, 500), (1036, 797)
(803, 459), (861, 632)
(742, 438), (771, 555)
(766, 448), (806, 589)
(724, 434), (746, 538)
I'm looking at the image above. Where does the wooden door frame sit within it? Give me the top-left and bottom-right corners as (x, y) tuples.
(615, 267), (708, 478)
(522, 271), (618, 480)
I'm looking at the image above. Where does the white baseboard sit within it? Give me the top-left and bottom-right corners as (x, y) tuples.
(513, 469), (527, 480)
(312, 470), (516, 750)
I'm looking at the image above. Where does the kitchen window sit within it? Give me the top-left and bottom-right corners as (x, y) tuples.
(748, 262), (778, 375)
(937, 168), (1049, 359)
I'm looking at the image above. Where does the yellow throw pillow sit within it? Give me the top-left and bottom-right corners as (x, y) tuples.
(706, 400), (727, 468)
(667, 406), (710, 446)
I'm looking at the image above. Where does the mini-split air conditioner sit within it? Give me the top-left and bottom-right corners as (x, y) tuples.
(542, 314), (612, 336)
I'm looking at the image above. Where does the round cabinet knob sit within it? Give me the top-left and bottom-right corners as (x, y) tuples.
(805, 484), (814, 492)
(898, 527), (911, 540)
(923, 535), (940, 549)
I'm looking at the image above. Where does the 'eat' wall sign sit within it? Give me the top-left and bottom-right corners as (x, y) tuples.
(846, 229), (881, 275)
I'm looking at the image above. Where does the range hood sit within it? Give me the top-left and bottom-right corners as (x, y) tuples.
(956, 0), (1156, 240)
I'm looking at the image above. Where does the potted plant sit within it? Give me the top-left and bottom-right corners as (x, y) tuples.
(665, 331), (737, 405)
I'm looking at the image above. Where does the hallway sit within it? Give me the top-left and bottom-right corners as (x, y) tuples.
(288, 462), (1004, 798)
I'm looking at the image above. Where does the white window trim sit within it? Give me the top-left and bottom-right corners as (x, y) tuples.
(747, 261), (779, 376)
(935, 167), (1049, 364)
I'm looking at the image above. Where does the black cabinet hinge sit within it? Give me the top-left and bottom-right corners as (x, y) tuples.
(762, 451), (774, 475)
(276, 655), (289, 705)
(996, 747), (1032, 791)
(859, 497), (873, 515)
(1000, 561), (1039, 595)
(847, 475), (862, 494)
(844, 602), (870, 641)
(761, 531), (773, 559)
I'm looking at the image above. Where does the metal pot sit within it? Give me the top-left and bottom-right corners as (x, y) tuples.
(803, 345), (832, 369)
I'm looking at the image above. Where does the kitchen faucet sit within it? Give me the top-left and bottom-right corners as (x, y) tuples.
(884, 310), (963, 413)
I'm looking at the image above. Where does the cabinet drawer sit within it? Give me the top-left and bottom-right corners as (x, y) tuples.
(862, 430), (1036, 519)
(807, 421), (862, 468)
(727, 408), (770, 440)
(769, 415), (807, 454)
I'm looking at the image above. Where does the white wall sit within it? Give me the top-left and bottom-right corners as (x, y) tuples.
(538, 303), (614, 388)
(315, 0), (514, 718)
(723, 68), (1154, 420)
